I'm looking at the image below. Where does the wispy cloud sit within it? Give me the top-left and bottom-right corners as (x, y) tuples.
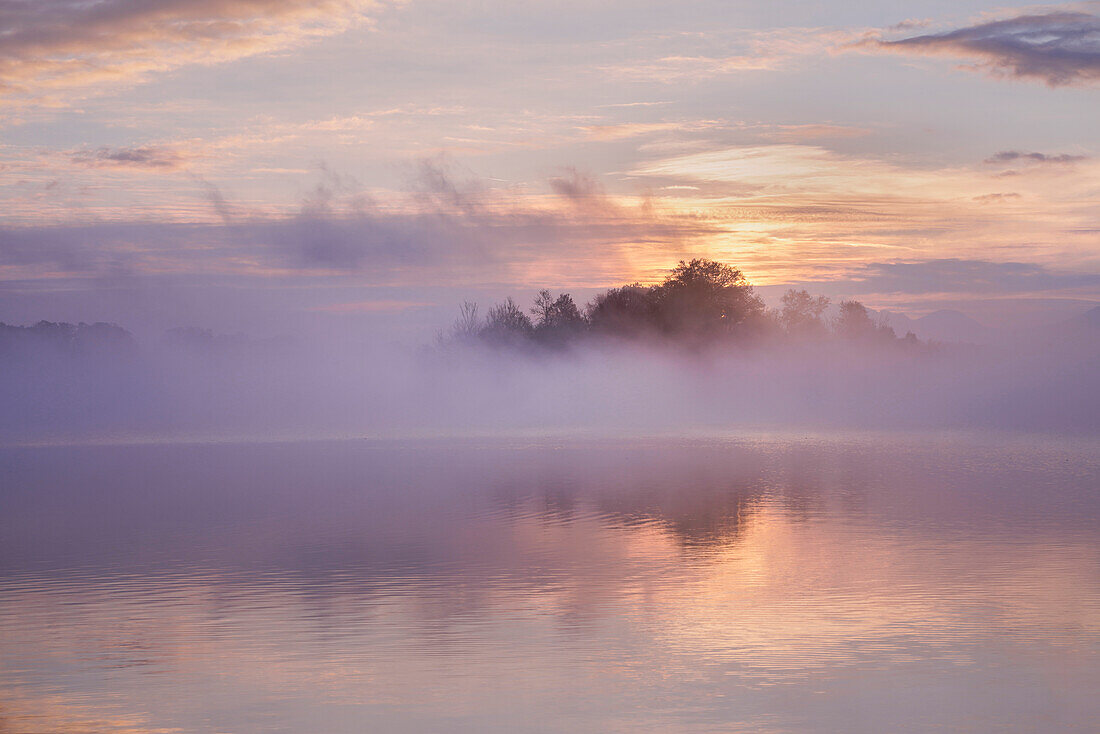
(580, 122), (690, 141)
(602, 27), (860, 82)
(984, 150), (1089, 165)
(860, 10), (1100, 87)
(0, 163), (721, 287)
(0, 0), (391, 102)
(629, 142), (1100, 282)
(972, 192), (1022, 203)
(69, 145), (194, 170)
(7, 139), (1098, 292)
(595, 101), (673, 109)
(764, 124), (873, 143)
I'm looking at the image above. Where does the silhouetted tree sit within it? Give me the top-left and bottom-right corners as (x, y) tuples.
(72, 321), (135, 356)
(531, 290), (585, 345)
(873, 313), (898, 341)
(440, 260), (915, 353)
(586, 283), (658, 338)
(834, 300), (874, 339)
(651, 259), (765, 340)
(833, 300), (896, 342)
(780, 289), (830, 337)
(481, 297), (534, 345)
(452, 301), (481, 341)
(530, 289), (556, 327)
(0, 320), (133, 359)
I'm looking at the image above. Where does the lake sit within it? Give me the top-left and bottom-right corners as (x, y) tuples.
(1, 433), (1097, 732)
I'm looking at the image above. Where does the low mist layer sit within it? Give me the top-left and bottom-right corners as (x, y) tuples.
(1, 260), (1097, 443)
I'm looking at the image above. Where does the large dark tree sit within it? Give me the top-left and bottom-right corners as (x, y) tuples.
(651, 259), (765, 340)
(780, 289), (830, 338)
(442, 258), (905, 352)
(833, 300), (896, 342)
(585, 284), (657, 337)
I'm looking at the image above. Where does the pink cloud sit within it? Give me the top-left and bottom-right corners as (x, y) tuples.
(0, 0), (391, 102)
(68, 145), (196, 170)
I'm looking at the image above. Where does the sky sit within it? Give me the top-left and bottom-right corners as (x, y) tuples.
(1, 0), (1098, 339)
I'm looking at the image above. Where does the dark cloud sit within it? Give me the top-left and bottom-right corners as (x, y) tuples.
(0, 221), (210, 273)
(869, 11), (1100, 87)
(70, 145), (188, 169)
(984, 150), (1088, 165)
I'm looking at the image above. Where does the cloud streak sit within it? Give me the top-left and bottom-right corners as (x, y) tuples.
(602, 27), (860, 82)
(864, 11), (1100, 87)
(628, 142), (1100, 283)
(0, 165), (722, 288)
(69, 145), (193, 170)
(984, 150), (1088, 165)
(0, 0), (389, 101)
(5, 144), (1098, 302)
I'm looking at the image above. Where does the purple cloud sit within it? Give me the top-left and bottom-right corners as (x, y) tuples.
(70, 145), (189, 169)
(984, 150), (1088, 165)
(869, 11), (1100, 87)
(0, 0), (382, 99)
(0, 166), (717, 283)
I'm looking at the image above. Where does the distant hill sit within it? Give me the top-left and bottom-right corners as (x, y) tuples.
(1062, 305), (1100, 331)
(879, 304), (1100, 347)
(881, 309), (996, 344)
(1039, 304), (1100, 348)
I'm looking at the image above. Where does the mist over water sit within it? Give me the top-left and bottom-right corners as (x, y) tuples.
(1, 325), (1097, 443)
(1, 435), (1097, 732)
(2, 269), (1097, 733)
(3, 257), (1097, 443)
(3, 0), (1098, 729)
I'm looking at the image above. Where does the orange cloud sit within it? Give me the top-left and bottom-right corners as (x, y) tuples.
(629, 143), (1100, 282)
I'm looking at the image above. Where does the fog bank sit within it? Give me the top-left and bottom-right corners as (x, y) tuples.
(1, 322), (1096, 444)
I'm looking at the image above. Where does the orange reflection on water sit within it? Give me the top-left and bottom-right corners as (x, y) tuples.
(1, 435), (1097, 732)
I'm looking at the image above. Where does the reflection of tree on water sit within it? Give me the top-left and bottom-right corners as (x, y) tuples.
(1, 439), (834, 574)
(4, 434), (1097, 707)
(0, 438), (949, 641)
(1, 441), (832, 631)
(483, 443), (829, 552)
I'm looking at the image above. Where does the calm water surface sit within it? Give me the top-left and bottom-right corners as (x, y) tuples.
(1, 434), (1098, 732)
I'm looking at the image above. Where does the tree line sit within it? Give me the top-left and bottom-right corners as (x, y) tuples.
(0, 320), (135, 358)
(443, 258), (911, 349)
